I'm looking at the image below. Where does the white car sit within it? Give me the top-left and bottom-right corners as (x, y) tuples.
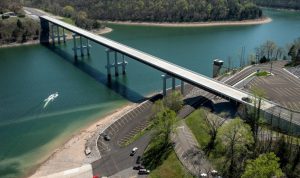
(130, 147), (138, 156)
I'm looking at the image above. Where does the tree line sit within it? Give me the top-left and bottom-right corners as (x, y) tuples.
(23, 0), (263, 23)
(0, 0), (39, 45)
(0, 18), (40, 44)
(254, 0), (300, 10)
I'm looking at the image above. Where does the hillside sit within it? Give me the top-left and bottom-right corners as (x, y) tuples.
(24, 0), (263, 23)
(254, 0), (300, 10)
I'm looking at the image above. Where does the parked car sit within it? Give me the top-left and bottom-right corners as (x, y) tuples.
(133, 165), (144, 170)
(130, 147), (138, 156)
(138, 169), (150, 175)
(101, 133), (111, 141)
(104, 134), (111, 141)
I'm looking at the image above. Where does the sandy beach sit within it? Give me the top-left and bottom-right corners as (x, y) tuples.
(107, 17), (272, 27)
(29, 103), (137, 178)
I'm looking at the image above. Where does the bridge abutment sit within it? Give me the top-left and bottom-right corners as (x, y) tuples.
(40, 18), (50, 44)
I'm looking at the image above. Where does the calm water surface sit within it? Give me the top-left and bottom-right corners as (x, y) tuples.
(0, 8), (299, 177)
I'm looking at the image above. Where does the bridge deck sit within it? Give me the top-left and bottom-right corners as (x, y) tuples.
(40, 15), (275, 110)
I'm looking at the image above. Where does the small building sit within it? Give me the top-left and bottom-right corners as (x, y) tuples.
(213, 59), (224, 78)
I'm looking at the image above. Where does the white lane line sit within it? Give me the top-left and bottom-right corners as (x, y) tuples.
(283, 68), (299, 79)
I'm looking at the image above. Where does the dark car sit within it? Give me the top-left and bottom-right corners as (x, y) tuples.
(133, 165), (144, 170)
(136, 156), (142, 164)
(104, 134), (111, 141)
(101, 133), (111, 141)
(138, 169), (150, 175)
(242, 97), (252, 103)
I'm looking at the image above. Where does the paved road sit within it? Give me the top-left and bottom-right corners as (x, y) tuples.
(23, 7), (48, 17)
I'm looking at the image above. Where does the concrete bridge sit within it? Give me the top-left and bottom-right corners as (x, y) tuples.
(39, 16), (300, 133)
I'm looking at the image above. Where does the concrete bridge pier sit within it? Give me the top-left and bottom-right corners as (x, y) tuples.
(56, 25), (60, 44)
(122, 54), (126, 74)
(80, 36), (84, 56)
(72, 34), (92, 59)
(162, 74), (185, 96)
(51, 24), (55, 45)
(49, 24), (67, 45)
(114, 51), (119, 76)
(105, 48), (128, 80)
(106, 49), (112, 80)
(72, 33), (78, 60)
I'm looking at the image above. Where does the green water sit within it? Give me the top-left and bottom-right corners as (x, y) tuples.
(0, 8), (299, 178)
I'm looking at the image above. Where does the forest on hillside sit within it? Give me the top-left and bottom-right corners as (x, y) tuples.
(254, 0), (300, 10)
(24, 0), (263, 22)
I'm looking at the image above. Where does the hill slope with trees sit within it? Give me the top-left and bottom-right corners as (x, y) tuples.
(254, 0), (300, 10)
(24, 0), (263, 23)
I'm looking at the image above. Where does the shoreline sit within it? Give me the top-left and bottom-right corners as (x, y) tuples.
(107, 17), (272, 27)
(0, 27), (112, 49)
(28, 102), (137, 178)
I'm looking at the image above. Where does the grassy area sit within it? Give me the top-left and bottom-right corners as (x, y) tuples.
(62, 17), (75, 25)
(255, 71), (271, 77)
(122, 126), (150, 147)
(149, 151), (194, 178)
(185, 109), (211, 148)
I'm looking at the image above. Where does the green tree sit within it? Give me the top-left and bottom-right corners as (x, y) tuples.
(163, 91), (183, 112)
(217, 118), (254, 177)
(63, 5), (74, 18)
(152, 108), (177, 144)
(143, 108), (177, 169)
(250, 86), (266, 145)
(288, 45), (297, 63)
(242, 152), (283, 178)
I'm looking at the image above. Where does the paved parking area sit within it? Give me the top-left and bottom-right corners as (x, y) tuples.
(244, 62), (300, 111)
(92, 98), (156, 177)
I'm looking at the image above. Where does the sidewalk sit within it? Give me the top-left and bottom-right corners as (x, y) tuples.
(172, 121), (213, 177)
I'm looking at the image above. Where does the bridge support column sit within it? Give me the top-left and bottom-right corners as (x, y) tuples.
(40, 18), (50, 44)
(122, 54), (126, 74)
(51, 24), (55, 44)
(106, 49), (112, 80)
(72, 33), (78, 60)
(161, 74), (175, 96)
(57, 26), (61, 44)
(114, 51), (119, 76)
(172, 77), (176, 91)
(105, 48), (128, 80)
(181, 80), (185, 95)
(86, 39), (90, 55)
(62, 28), (66, 43)
(80, 36), (84, 56)
(162, 74), (167, 96)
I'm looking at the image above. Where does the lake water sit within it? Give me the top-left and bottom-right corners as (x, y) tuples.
(0, 8), (299, 178)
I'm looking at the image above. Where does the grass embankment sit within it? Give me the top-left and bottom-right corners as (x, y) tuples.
(149, 151), (194, 178)
(122, 126), (150, 147)
(62, 17), (75, 25)
(185, 109), (211, 148)
(255, 71), (271, 77)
